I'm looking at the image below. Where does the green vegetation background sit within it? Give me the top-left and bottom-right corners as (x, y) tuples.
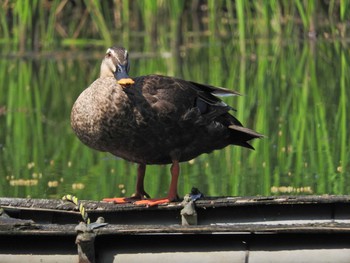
(0, 1), (349, 199)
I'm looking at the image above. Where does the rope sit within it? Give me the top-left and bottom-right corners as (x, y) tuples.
(62, 194), (90, 224)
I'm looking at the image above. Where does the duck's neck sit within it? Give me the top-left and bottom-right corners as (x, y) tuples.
(100, 63), (114, 78)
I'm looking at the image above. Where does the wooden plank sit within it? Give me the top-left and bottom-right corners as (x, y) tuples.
(1, 221), (350, 236)
(1, 195), (350, 263)
(1, 196), (350, 236)
(1, 195), (350, 213)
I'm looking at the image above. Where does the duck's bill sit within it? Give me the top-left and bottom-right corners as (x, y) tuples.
(117, 78), (135, 85)
(114, 64), (134, 85)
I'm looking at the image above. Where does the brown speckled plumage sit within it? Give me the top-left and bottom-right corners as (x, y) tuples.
(71, 46), (263, 202)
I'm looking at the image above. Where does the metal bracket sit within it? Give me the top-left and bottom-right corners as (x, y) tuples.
(75, 217), (108, 263)
(181, 196), (198, 225)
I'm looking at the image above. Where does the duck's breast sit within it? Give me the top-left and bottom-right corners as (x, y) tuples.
(71, 77), (133, 152)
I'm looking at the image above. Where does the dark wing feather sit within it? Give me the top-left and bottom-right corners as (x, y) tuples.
(132, 75), (263, 152)
(188, 81), (241, 96)
(187, 81), (239, 106)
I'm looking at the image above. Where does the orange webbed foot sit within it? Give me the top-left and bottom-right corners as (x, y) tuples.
(102, 192), (150, 204)
(134, 198), (171, 207)
(102, 197), (131, 204)
(103, 197), (172, 206)
(134, 194), (180, 206)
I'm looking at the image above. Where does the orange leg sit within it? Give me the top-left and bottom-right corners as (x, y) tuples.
(168, 160), (180, 201)
(103, 163), (149, 203)
(135, 160), (180, 206)
(135, 163), (150, 199)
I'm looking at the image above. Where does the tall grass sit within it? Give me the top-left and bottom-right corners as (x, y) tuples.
(1, 1), (349, 50)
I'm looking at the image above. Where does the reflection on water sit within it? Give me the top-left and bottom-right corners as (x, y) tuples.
(0, 37), (349, 200)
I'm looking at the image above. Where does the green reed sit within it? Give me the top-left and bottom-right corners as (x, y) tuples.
(337, 49), (348, 193)
(83, 0), (112, 46)
(1, 1), (350, 50)
(1, 40), (349, 200)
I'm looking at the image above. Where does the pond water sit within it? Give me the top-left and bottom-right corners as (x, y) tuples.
(0, 35), (349, 200)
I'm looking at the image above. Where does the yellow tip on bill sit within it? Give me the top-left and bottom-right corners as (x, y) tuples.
(117, 78), (135, 85)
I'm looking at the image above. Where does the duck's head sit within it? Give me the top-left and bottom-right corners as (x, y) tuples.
(100, 46), (135, 85)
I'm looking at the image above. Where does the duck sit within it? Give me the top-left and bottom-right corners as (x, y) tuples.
(71, 46), (263, 206)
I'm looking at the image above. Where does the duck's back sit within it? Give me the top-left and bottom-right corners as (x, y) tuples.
(71, 75), (262, 165)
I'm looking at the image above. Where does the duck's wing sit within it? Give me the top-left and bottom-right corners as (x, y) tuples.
(131, 75), (263, 150)
(188, 81), (241, 96)
(132, 75), (238, 119)
(186, 81), (240, 107)
(187, 80), (264, 148)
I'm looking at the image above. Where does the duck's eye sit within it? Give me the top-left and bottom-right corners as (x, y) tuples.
(106, 52), (112, 58)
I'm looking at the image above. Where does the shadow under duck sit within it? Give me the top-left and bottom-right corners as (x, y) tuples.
(71, 46), (263, 205)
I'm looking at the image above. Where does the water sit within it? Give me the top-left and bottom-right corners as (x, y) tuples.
(0, 36), (349, 200)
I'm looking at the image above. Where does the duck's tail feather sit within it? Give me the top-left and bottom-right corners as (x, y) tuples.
(228, 124), (264, 150)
